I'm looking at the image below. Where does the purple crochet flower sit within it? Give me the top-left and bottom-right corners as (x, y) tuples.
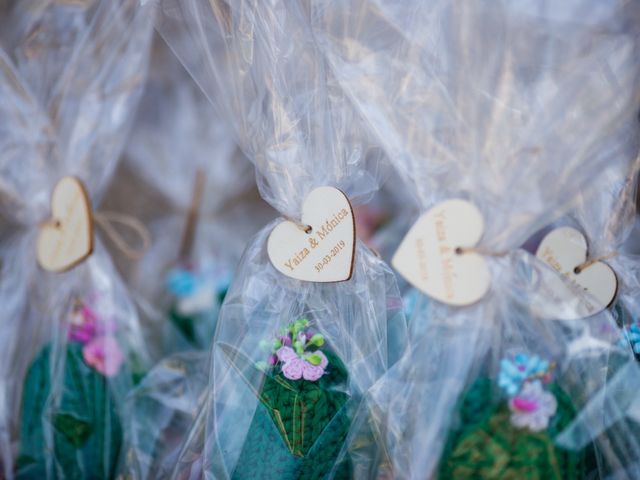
(68, 301), (117, 343)
(277, 346), (328, 381)
(68, 304), (98, 343)
(261, 319), (329, 382)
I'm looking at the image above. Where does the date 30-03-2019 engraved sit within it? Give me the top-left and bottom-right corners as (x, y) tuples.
(283, 208), (351, 274)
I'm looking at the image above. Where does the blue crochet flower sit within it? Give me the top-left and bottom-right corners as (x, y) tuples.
(498, 353), (550, 397)
(166, 268), (199, 297)
(620, 324), (640, 354)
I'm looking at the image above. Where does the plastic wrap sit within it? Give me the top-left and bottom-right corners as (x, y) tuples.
(548, 158), (640, 478)
(0, 1), (153, 478)
(116, 35), (262, 355)
(154, 1), (408, 478)
(119, 37), (270, 476)
(124, 351), (210, 479)
(311, 0), (640, 478)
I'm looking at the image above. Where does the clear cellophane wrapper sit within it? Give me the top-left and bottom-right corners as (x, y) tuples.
(110, 34), (263, 356)
(119, 39), (269, 470)
(0, 1), (153, 478)
(311, 0), (640, 478)
(150, 0), (409, 478)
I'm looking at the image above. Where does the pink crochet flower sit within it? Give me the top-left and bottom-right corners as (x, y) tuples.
(83, 335), (124, 377)
(277, 346), (328, 381)
(509, 381), (557, 432)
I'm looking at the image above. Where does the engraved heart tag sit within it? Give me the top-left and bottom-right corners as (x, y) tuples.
(267, 186), (355, 282)
(535, 226), (617, 320)
(37, 176), (94, 272)
(392, 199), (490, 306)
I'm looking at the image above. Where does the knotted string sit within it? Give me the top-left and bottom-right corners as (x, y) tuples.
(455, 245), (617, 275)
(283, 215), (313, 234)
(38, 210), (150, 265)
(574, 251), (617, 274)
(93, 211), (151, 260)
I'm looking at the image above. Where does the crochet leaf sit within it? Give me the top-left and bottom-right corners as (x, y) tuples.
(221, 344), (352, 479)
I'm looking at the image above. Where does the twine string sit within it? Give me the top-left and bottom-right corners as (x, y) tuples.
(283, 215), (312, 234)
(93, 211), (151, 260)
(574, 252), (617, 274)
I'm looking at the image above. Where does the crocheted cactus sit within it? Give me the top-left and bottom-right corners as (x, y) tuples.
(166, 266), (228, 349)
(226, 321), (353, 480)
(169, 304), (200, 345)
(16, 343), (125, 479)
(438, 377), (589, 479)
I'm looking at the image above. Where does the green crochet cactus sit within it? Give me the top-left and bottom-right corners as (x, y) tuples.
(438, 377), (590, 480)
(16, 343), (126, 479)
(226, 346), (352, 479)
(169, 304), (200, 346)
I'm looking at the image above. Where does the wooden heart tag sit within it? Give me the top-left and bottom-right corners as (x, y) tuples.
(267, 186), (355, 282)
(535, 226), (617, 319)
(392, 199), (491, 306)
(37, 176), (94, 272)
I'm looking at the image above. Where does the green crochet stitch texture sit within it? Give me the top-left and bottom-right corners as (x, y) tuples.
(231, 349), (352, 480)
(16, 343), (125, 479)
(438, 377), (587, 480)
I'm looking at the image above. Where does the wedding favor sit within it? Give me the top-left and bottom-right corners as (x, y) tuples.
(118, 36), (260, 355)
(0, 1), (153, 477)
(154, 0), (408, 477)
(314, 0), (640, 477)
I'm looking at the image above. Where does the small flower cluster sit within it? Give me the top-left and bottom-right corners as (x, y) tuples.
(166, 262), (230, 315)
(259, 319), (328, 382)
(498, 353), (557, 432)
(68, 299), (124, 377)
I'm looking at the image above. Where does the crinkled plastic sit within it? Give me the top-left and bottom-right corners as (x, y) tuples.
(0, 1), (153, 478)
(154, 1), (408, 478)
(509, 82), (640, 480)
(123, 351), (210, 479)
(311, 0), (640, 478)
(115, 35), (263, 355)
(118, 39), (269, 473)
(548, 159), (640, 478)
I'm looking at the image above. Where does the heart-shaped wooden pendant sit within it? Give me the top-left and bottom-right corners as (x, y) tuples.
(267, 187), (355, 282)
(536, 226), (617, 320)
(392, 199), (490, 306)
(37, 176), (94, 272)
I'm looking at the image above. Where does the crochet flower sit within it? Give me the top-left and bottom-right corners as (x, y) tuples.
(68, 299), (117, 338)
(260, 319), (329, 382)
(509, 381), (557, 432)
(277, 346), (329, 381)
(498, 354), (550, 396)
(69, 304), (98, 343)
(166, 268), (199, 297)
(167, 264), (228, 315)
(620, 323), (640, 354)
(83, 335), (124, 377)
